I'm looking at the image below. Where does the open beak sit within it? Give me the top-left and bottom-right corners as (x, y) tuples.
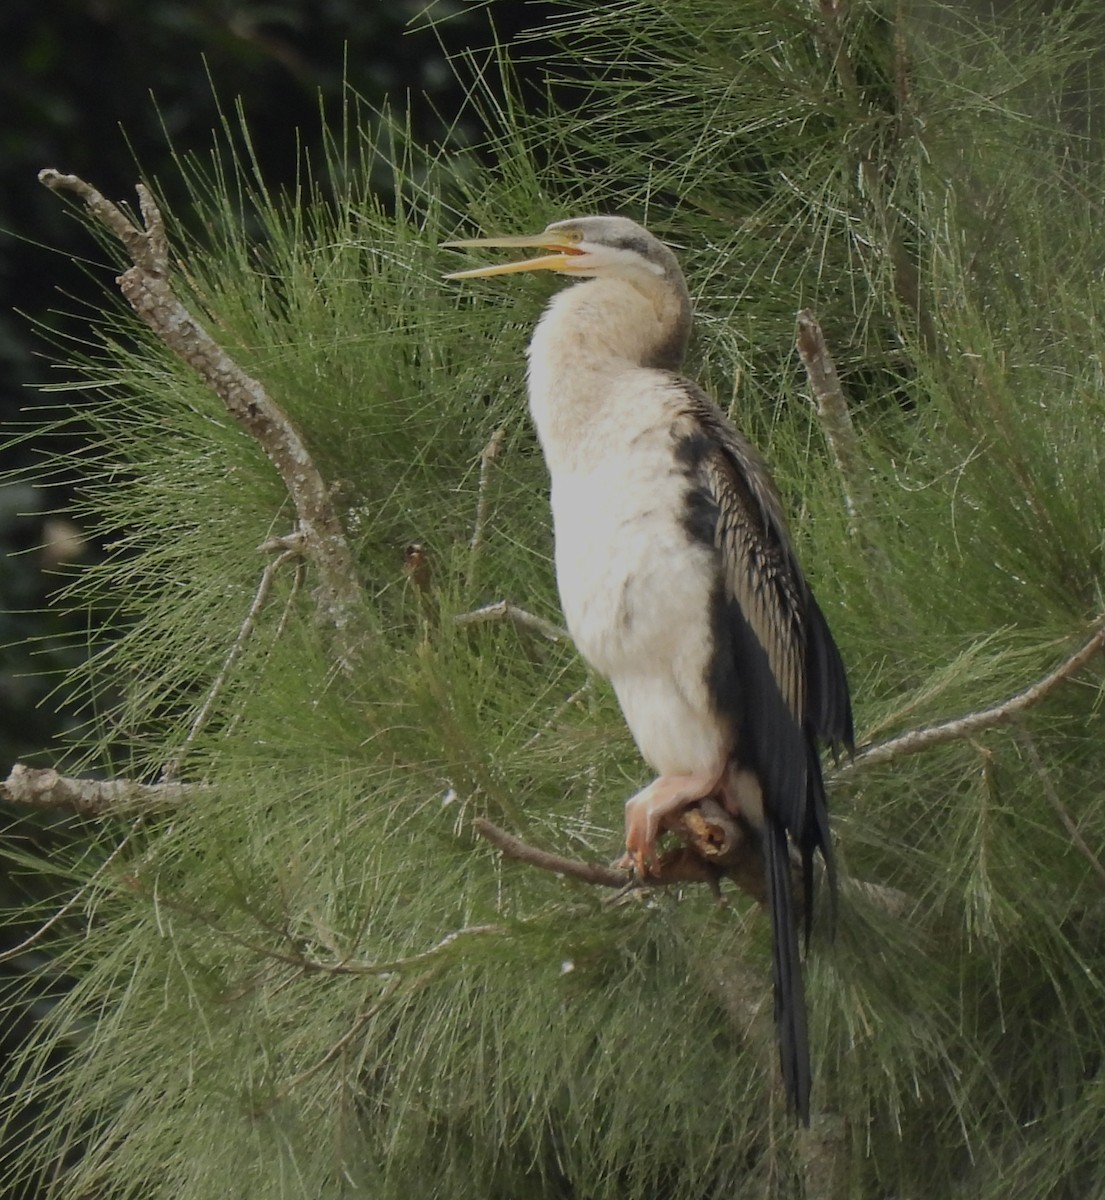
(441, 232), (584, 280)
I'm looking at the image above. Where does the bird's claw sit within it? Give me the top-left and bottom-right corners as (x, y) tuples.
(622, 817), (657, 877)
(615, 847), (658, 879)
(622, 770), (726, 879)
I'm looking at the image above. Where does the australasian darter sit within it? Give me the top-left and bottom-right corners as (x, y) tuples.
(445, 216), (854, 1123)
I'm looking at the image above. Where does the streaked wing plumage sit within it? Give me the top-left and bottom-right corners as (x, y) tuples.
(674, 384), (852, 833)
(672, 383), (853, 1123)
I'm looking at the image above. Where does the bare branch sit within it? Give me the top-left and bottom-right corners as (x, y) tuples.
(454, 600), (567, 643)
(846, 617), (1105, 772)
(38, 170), (364, 654)
(1, 763), (201, 818)
(795, 309), (877, 544)
(473, 817), (630, 887)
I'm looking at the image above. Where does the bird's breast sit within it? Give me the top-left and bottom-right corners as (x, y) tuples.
(530, 365), (737, 774)
(550, 456), (733, 774)
(551, 402), (718, 619)
(551, 462), (710, 655)
(531, 370), (714, 666)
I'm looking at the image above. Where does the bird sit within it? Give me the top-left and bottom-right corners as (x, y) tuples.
(444, 215), (853, 1123)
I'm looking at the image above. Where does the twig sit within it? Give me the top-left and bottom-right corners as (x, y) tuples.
(846, 618), (1105, 772)
(1014, 725), (1105, 890)
(160, 546), (299, 782)
(121, 871), (509, 978)
(271, 555), (307, 644)
(308, 923), (507, 977)
(454, 600), (567, 643)
(1, 764), (201, 818)
(523, 680), (593, 749)
(37, 170), (364, 655)
(467, 425), (507, 593)
(473, 817), (630, 887)
(795, 310), (876, 543)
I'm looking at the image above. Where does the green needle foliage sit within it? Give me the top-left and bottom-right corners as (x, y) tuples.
(4, 2), (1105, 1197)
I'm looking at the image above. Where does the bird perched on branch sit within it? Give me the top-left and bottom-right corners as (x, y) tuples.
(445, 215), (853, 1123)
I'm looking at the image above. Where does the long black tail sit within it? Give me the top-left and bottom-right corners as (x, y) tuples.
(764, 815), (811, 1124)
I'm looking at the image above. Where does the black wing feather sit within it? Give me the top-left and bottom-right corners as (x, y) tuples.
(671, 380), (853, 1123)
(766, 818), (811, 1121)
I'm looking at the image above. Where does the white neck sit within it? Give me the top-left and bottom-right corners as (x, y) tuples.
(525, 275), (690, 471)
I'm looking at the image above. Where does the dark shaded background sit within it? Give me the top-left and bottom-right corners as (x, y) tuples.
(0, 7), (551, 1192)
(0, 0), (557, 771)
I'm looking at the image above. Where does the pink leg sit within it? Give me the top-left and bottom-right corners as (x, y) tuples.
(621, 768), (724, 876)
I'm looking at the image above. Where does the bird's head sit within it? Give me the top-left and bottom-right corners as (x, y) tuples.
(443, 215), (682, 291)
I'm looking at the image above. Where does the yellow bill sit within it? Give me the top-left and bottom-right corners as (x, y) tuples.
(441, 232), (583, 280)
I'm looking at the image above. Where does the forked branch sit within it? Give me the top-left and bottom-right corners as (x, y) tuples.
(796, 309), (880, 553)
(38, 169), (364, 653)
(454, 600), (567, 642)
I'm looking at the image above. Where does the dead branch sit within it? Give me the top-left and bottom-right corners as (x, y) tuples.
(795, 310), (878, 547)
(454, 600), (567, 642)
(38, 169), (364, 655)
(845, 617), (1105, 773)
(1, 763), (201, 818)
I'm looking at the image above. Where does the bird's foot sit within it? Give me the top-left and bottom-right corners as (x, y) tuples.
(620, 769), (724, 877)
